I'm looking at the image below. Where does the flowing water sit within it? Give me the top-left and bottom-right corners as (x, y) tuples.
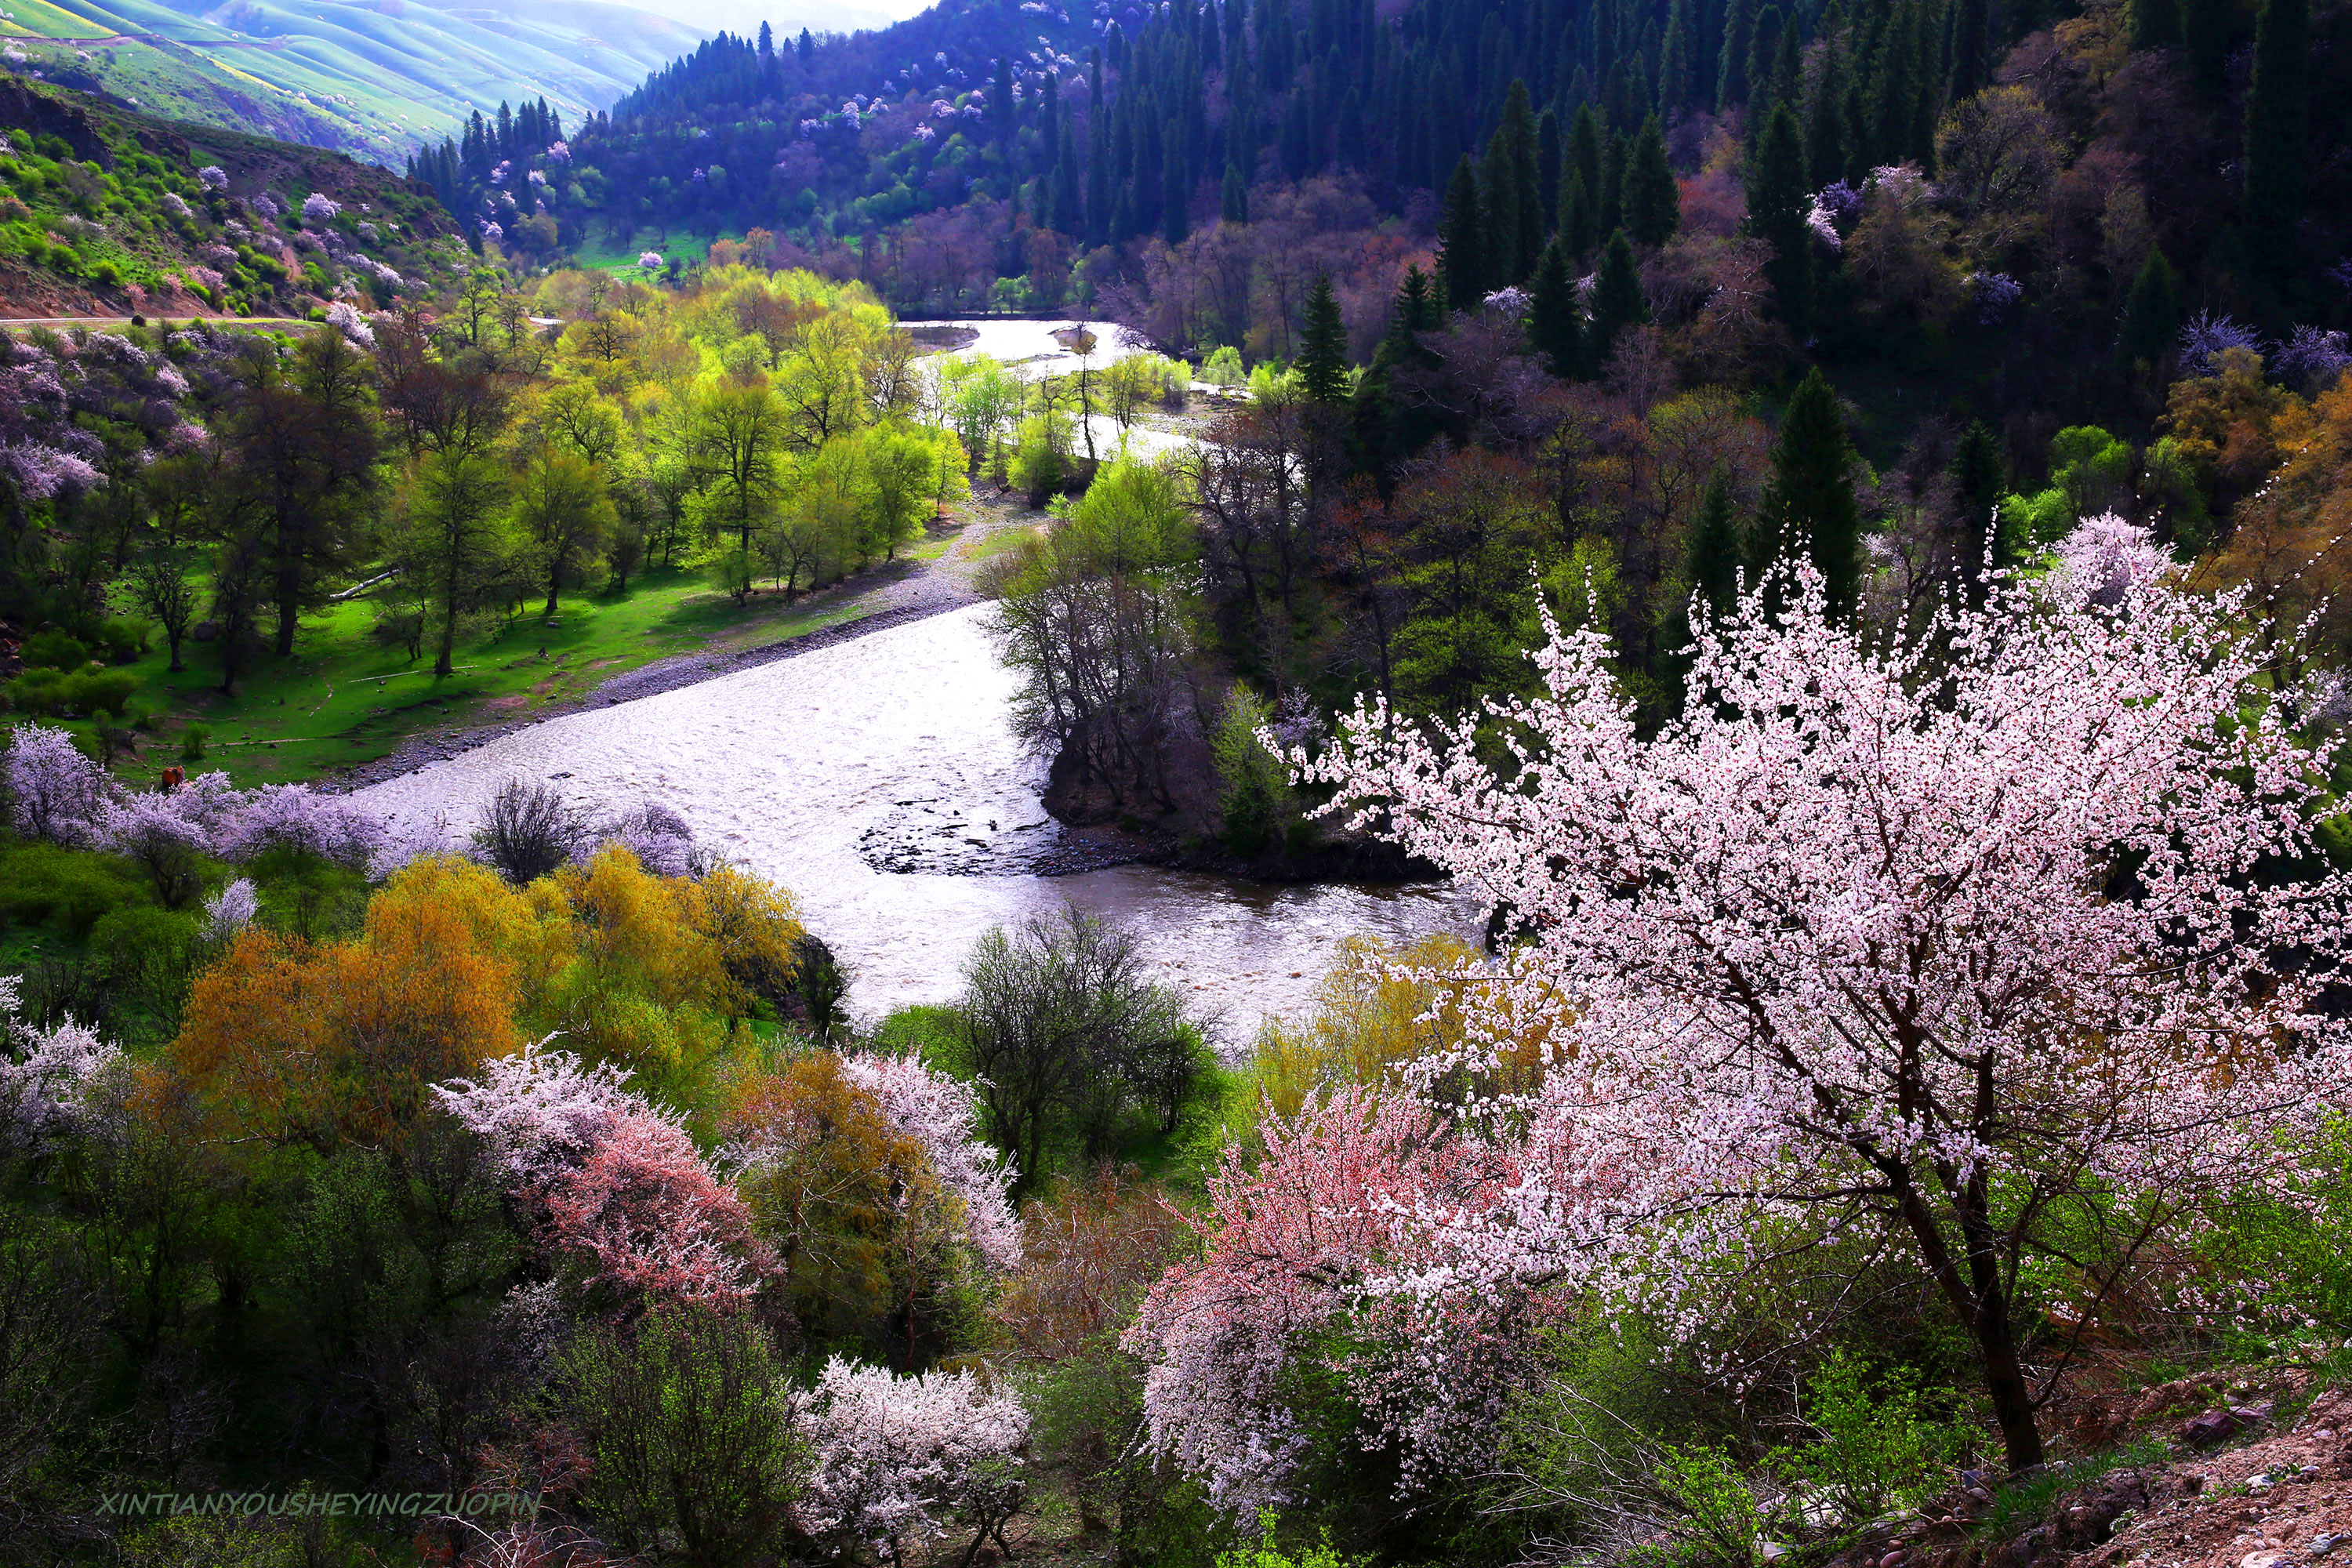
(352, 604), (1479, 1036)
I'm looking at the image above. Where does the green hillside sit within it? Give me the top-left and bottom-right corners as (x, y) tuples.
(0, 74), (468, 314)
(0, 0), (712, 161)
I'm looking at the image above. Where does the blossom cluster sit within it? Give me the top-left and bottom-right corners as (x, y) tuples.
(836, 1052), (1021, 1269)
(794, 1357), (1028, 1555)
(0, 974), (120, 1156)
(435, 1045), (770, 1306)
(1135, 558), (2352, 1507)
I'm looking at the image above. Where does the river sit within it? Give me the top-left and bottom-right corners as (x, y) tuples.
(351, 604), (1479, 1038)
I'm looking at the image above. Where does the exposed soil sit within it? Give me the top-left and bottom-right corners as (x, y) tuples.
(1810, 1367), (2352, 1568)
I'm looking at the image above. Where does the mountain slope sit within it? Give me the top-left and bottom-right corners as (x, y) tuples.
(0, 74), (467, 315)
(0, 0), (715, 161)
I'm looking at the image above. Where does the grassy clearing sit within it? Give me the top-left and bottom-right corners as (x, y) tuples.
(94, 557), (904, 789)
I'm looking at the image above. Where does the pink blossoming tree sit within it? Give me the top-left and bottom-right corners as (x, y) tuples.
(1122, 564), (2352, 1501)
(1241, 563), (2352, 1476)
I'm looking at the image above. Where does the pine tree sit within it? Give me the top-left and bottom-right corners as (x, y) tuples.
(1562, 169), (1594, 260)
(1949, 418), (2007, 594)
(2241, 0), (2310, 265)
(1624, 113), (1680, 246)
(1164, 122), (1192, 244)
(1717, 0), (1755, 106)
(1053, 126), (1083, 234)
(2116, 247), (2183, 372)
(1598, 127), (1625, 238)
(1297, 274), (1351, 401)
(2184, 0), (2232, 95)
(1745, 102), (1812, 323)
(1759, 367), (1864, 620)
(1537, 108), (1563, 231)
(797, 27), (813, 64)
(993, 56), (1018, 145)
(1480, 127), (1525, 286)
(1437, 153), (1485, 310)
(1570, 103), (1605, 214)
(1589, 228), (1650, 364)
(1221, 162), (1250, 223)
(1686, 470), (1743, 618)
(2129, 0), (2182, 50)
(1503, 79), (1544, 285)
(1951, 0), (1991, 96)
(1804, 41), (1851, 191)
(1528, 235), (1585, 379)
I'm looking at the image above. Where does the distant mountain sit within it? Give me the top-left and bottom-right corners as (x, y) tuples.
(0, 0), (719, 160)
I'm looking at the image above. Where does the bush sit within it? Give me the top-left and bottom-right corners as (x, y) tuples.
(0, 842), (151, 939)
(96, 619), (148, 662)
(470, 776), (588, 884)
(20, 631), (87, 670)
(179, 723), (209, 761)
(60, 669), (137, 717)
(1773, 1350), (1963, 1528)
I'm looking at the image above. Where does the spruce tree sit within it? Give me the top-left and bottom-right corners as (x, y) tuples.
(1598, 127), (1625, 238)
(1481, 127), (1525, 286)
(1570, 103), (1605, 215)
(1503, 79), (1544, 284)
(1717, 0), (1755, 106)
(1164, 123), (1191, 244)
(1949, 418), (2007, 593)
(1537, 108), (1563, 231)
(1746, 102), (1812, 323)
(1221, 162), (1250, 223)
(1297, 274), (1351, 401)
(1804, 42), (1851, 191)
(1589, 228), (1650, 364)
(2116, 247), (2183, 373)
(1625, 113), (1681, 246)
(1951, 0), (1990, 96)
(1437, 154), (1485, 309)
(1759, 368), (1864, 620)
(1528, 235), (1584, 379)
(2241, 0), (2310, 265)
(2129, 0), (2182, 50)
(1562, 169), (1593, 260)
(1686, 470), (1743, 618)
(2184, 0), (2232, 95)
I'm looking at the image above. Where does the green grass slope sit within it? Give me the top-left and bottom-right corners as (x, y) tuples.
(0, 0), (713, 162)
(0, 74), (468, 314)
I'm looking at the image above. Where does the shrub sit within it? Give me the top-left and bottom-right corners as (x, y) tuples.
(60, 670), (136, 717)
(19, 631), (86, 670)
(470, 776), (588, 884)
(1773, 1350), (1964, 1528)
(0, 843), (150, 938)
(178, 723), (209, 761)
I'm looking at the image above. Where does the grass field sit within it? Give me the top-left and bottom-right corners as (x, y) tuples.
(91, 553), (916, 789)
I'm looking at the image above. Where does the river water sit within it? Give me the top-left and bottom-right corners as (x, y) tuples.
(352, 604), (1478, 1036)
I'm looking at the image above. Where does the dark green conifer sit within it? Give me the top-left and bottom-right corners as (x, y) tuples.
(1480, 128), (1525, 287)
(1745, 102), (1812, 322)
(1624, 113), (1680, 246)
(1686, 470), (1743, 618)
(1951, 0), (1990, 96)
(1759, 367), (1864, 620)
(1803, 42), (1850, 191)
(1502, 79), (1544, 284)
(1537, 108), (1563, 230)
(2116, 247), (2183, 373)
(2184, 0), (2232, 95)
(2242, 0), (2310, 263)
(1589, 228), (1650, 364)
(1949, 418), (2008, 593)
(1437, 154), (1485, 309)
(1298, 274), (1350, 402)
(1528, 235), (1584, 379)
(2129, 0), (2182, 50)
(1221, 162), (1250, 223)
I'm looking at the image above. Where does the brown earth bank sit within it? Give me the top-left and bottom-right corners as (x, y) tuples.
(1813, 1368), (2352, 1568)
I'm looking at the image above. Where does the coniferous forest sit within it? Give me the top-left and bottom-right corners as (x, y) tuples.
(8, 0), (2352, 1560)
